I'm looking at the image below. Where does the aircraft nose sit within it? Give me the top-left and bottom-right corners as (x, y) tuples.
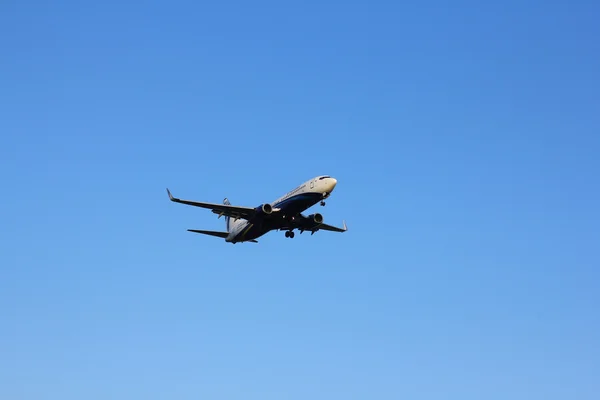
(329, 178), (337, 189)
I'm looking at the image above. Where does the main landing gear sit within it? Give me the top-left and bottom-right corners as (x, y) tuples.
(285, 231), (295, 238)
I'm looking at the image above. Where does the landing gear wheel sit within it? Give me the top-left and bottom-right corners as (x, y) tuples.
(289, 231), (295, 238)
(320, 201), (326, 206)
(285, 231), (290, 238)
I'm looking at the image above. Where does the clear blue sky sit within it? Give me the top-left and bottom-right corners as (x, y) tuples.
(2, 1), (599, 399)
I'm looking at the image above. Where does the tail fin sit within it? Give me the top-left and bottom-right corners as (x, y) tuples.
(223, 198), (231, 232)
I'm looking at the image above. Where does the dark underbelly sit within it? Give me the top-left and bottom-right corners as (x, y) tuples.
(236, 193), (322, 242)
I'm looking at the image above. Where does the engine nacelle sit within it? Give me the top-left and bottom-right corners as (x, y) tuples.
(256, 203), (273, 215)
(308, 213), (323, 225)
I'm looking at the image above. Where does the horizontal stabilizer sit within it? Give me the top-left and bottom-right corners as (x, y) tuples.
(187, 229), (228, 238)
(187, 229), (259, 243)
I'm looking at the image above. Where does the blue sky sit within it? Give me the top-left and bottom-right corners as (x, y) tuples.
(1, 1), (599, 399)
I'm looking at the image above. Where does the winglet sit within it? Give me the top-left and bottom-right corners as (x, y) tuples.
(343, 220), (348, 231)
(166, 188), (174, 201)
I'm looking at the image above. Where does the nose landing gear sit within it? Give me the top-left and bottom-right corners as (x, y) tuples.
(321, 192), (329, 206)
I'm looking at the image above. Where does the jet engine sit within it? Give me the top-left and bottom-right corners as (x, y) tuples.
(256, 203), (273, 215)
(308, 213), (323, 225)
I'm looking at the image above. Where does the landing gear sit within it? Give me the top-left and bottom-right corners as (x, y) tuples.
(321, 192), (330, 206)
(284, 231), (295, 238)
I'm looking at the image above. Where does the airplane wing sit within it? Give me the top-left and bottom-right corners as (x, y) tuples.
(167, 188), (257, 220)
(316, 220), (348, 233)
(282, 214), (348, 233)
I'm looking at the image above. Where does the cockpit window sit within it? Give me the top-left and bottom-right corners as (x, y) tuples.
(319, 176), (330, 180)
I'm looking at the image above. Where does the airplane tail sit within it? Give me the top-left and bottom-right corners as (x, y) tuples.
(223, 198), (231, 232)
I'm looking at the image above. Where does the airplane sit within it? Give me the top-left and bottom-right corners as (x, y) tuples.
(166, 175), (347, 243)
